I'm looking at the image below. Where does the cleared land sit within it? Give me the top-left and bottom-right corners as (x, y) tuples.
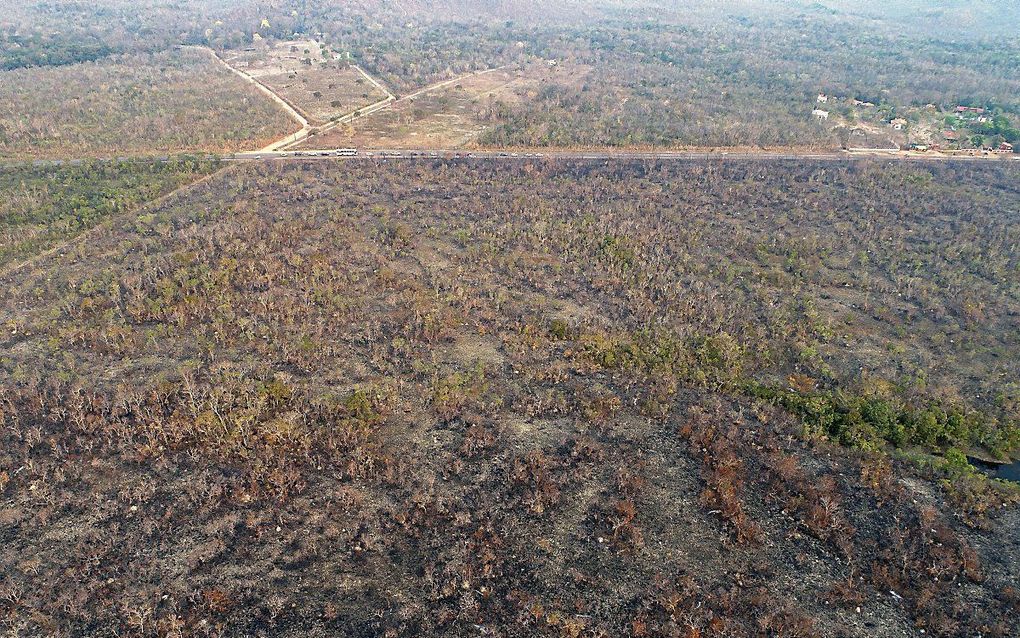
(0, 48), (297, 160)
(1, 159), (1018, 636)
(2, 3), (1020, 636)
(221, 40), (390, 125)
(297, 64), (554, 150)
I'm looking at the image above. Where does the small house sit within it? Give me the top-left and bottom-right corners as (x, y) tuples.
(817, 94), (829, 103)
(890, 118), (908, 130)
(812, 109), (830, 121)
(999, 142), (1014, 153)
(955, 106), (985, 118)
(943, 131), (959, 142)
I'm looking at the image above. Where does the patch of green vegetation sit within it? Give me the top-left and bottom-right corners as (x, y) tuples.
(571, 324), (1019, 460)
(746, 382), (1020, 458)
(970, 114), (1020, 144)
(0, 32), (115, 70)
(0, 157), (219, 268)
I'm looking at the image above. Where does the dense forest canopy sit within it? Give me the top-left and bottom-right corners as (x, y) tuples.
(4, 0), (1020, 54)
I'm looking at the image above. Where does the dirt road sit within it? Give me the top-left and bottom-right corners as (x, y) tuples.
(195, 46), (312, 152)
(400, 67), (509, 101)
(282, 66), (510, 151)
(199, 46), (398, 153)
(353, 65), (396, 101)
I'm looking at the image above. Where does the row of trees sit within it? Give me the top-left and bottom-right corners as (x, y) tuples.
(0, 32), (114, 70)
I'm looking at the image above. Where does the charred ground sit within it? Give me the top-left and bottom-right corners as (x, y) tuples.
(1, 158), (1018, 637)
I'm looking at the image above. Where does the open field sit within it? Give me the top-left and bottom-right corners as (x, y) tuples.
(0, 48), (297, 160)
(297, 64), (562, 150)
(221, 40), (391, 125)
(1, 158), (1018, 636)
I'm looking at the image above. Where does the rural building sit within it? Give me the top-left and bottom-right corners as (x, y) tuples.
(890, 118), (908, 130)
(943, 130), (959, 142)
(999, 142), (1014, 153)
(812, 109), (830, 121)
(817, 94), (829, 103)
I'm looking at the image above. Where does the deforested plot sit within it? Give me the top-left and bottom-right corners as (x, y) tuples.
(220, 40), (391, 125)
(1, 158), (1018, 637)
(297, 66), (531, 150)
(0, 47), (297, 159)
(2, 2), (1020, 636)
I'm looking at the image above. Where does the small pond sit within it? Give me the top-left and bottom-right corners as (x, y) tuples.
(969, 457), (1020, 483)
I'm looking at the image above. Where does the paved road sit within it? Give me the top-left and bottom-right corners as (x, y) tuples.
(229, 148), (1019, 163)
(8, 148), (1018, 168)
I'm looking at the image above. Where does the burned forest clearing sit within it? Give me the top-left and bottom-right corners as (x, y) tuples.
(2, 1), (1020, 637)
(2, 157), (1020, 636)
